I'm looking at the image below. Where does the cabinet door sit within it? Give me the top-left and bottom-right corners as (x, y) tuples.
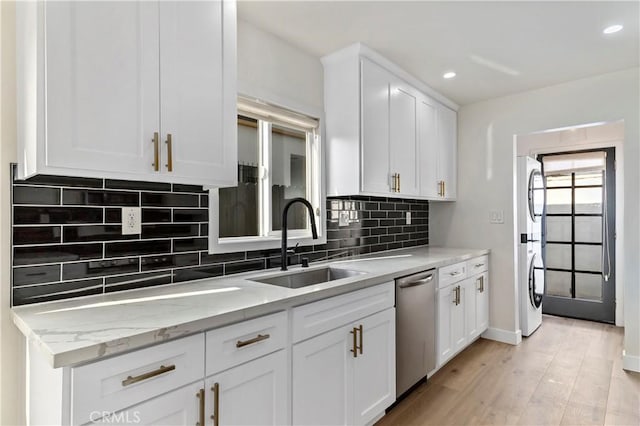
(389, 81), (419, 196)
(437, 105), (457, 200)
(463, 278), (479, 341)
(45, 1), (160, 176)
(361, 58), (391, 195)
(206, 350), (287, 426)
(437, 286), (454, 366)
(418, 97), (439, 198)
(352, 308), (396, 426)
(159, 0), (237, 186)
(93, 381), (202, 425)
(452, 284), (467, 353)
(476, 272), (489, 336)
(292, 326), (353, 425)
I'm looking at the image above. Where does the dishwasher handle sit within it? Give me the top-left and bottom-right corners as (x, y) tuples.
(398, 275), (434, 289)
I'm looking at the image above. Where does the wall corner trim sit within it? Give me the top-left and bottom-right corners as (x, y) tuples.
(481, 327), (523, 346)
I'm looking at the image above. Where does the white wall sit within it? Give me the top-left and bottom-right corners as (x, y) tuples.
(237, 18), (323, 114)
(1, 2), (27, 424)
(430, 67), (640, 370)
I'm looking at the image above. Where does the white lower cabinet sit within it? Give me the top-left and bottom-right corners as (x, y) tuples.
(436, 256), (490, 368)
(205, 350), (288, 426)
(93, 382), (202, 425)
(293, 308), (395, 426)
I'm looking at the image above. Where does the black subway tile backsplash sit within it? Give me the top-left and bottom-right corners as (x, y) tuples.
(142, 192), (199, 207)
(63, 189), (139, 206)
(14, 226), (62, 245)
(63, 258), (139, 280)
(11, 170), (428, 305)
(63, 225), (136, 243)
(14, 243), (103, 266)
(13, 186), (61, 205)
(13, 265), (61, 286)
(14, 206), (103, 225)
(105, 240), (172, 258)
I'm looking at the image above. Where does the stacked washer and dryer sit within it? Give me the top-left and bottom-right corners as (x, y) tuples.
(517, 156), (546, 336)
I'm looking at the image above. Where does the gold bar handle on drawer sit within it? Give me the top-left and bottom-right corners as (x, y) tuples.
(397, 174), (401, 193)
(122, 364), (175, 387)
(236, 333), (270, 348)
(358, 324), (363, 355)
(391, 173), (397, 192)
(152, 132), (160, 171)
(350, 327), (358, 358)
(165, 133), (173, 172)
(196, 388), (205, 426)
(210, 383), (219, 426)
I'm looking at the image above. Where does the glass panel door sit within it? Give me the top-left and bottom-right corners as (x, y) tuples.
(540, 148), (615, 323)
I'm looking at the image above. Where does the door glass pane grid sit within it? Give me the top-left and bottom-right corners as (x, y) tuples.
(543, 170), (604, 301)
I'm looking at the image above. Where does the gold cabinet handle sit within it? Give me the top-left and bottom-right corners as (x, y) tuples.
(121, 364), (175, 387)
(196, 388), (205, 426)
(210, 383), (219, 426)
(152, 132), (160, 171)
(165, 133), (173, 172)
(391, 173), (398, 193)
(236, 333), (270, 348)
(350, 327), (358, 358)
(443, 180), (446, 197)
(358, 324), (363, 355)
(397, 174), (401, 192)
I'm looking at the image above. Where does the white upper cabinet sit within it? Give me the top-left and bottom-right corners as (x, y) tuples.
(389, 79), (420, 197)
(322, 43), (457, 201)
(361, 58), (392, 195)
(436, 104), (458, 200)
(16, 0), (237, 187)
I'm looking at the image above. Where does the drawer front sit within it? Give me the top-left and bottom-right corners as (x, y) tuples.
(467, 255), (489, 276)
(205, 311), (287, 376)
(438, 261), (467, 288)
(292, 282), (394, 343)
(72, 334), (204, 425)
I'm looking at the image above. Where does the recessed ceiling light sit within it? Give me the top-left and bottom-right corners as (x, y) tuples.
(443, 72), (456, 79)
(603, 24), (623, 34)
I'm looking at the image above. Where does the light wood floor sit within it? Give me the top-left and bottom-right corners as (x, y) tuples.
(377, 315), (640, 426)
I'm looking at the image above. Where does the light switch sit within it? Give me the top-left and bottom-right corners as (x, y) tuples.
(122, 207), (142, 234)
(489, 210), (504, 224)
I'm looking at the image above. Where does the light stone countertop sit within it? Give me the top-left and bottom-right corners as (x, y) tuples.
(12, 246), (489, 368)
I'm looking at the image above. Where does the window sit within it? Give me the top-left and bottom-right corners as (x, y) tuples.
(209, 97), (324, 253)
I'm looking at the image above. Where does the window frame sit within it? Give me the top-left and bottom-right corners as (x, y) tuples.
(208, 96), (326, 254)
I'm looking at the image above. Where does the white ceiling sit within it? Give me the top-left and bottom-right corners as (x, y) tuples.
(237, 1), (640, 105)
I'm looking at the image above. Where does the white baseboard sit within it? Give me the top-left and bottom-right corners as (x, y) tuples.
(481, 327), (522, 345)
(622, 351), (640, 373)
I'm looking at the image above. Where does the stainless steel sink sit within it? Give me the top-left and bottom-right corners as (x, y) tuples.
(249, 267), (366, 289)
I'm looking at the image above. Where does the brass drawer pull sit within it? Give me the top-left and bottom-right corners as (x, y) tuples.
(210, 382), (220, 426)
(122, 364), (175, 387)
(236, 333), (270, 348)
(397, 174), (401, 192)
(152, 132), (160, 171)
(358, 324), (363, 355)
(165, 133), (173, 172)
(196, 388), (205, 426)
(479, 276), (485, 293)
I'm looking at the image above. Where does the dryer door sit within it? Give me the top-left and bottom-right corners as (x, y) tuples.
(529, 252), (544, 308)
(528, 169), (545, 223)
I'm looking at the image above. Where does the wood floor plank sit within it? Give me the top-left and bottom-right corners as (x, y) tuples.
(376, 315), (636, 426)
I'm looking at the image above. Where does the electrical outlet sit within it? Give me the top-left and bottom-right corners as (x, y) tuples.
(406, 211), (411, 225)
(489, 209), (504, 224)
(122, 207), (141, 235)
(338, 211), (350, 227)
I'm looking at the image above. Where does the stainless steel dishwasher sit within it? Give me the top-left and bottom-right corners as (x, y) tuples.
(395, 269), (437, 398)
